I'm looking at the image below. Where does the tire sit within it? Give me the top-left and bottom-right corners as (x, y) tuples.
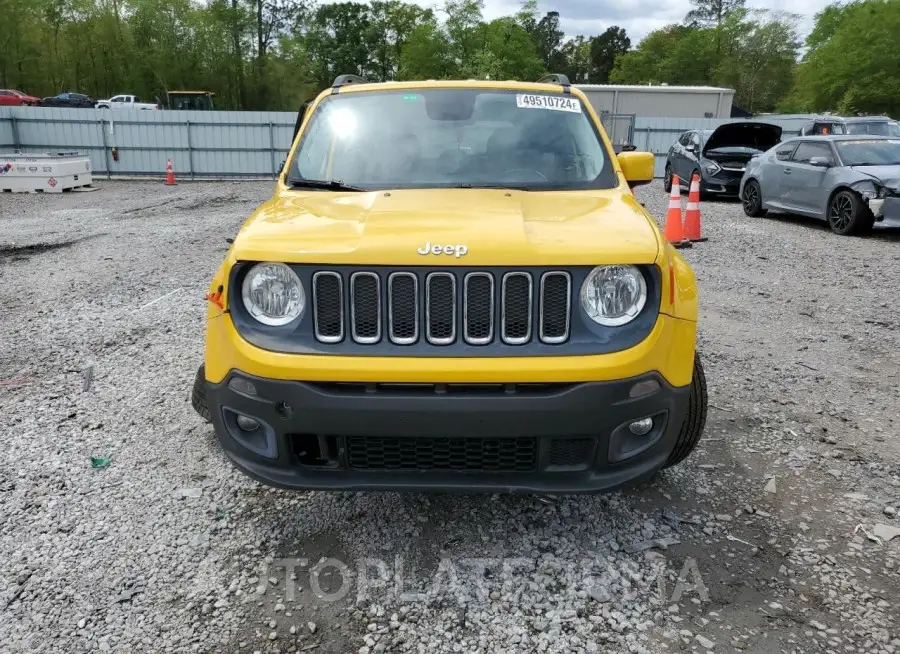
(664, 354), (708, 468)
(663, 165), (673, 193)
(742, 179), (767, 217)
(827, 190), (874, 236)
(191, 364), (212, 422)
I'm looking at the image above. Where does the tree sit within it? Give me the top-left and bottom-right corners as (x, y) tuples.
(685, 0), (746, 27)
(398, 20), (455, 79)
(305, 2), (374, 87)
(589, 26), (630, 83)
(685, 0), (745, 54)
(365, 1), (433, 81)
(714, 10), (800, 112)
(610, 9), (800, 113)
(785, 0), (900, 116)
(558, 36), (590, 83)
(466, 17), (544, 81)
(521, 9), (563, 70)
(611, 25), (716, 86)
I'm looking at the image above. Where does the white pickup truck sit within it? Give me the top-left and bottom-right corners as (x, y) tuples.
(95, 94), (158, 110)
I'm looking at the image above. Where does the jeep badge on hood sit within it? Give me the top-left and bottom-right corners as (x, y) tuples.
(417, 242), (469, 257)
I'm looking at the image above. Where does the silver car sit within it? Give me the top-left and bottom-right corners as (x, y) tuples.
(739, 135), (900, 235)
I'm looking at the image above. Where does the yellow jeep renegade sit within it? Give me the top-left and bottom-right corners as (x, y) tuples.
(191, 74), (706, 493)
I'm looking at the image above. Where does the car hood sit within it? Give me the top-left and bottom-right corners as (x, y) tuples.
(703, 122), (782, 156)
(850, 165), (900, 190)
(232, 188), (661, 267)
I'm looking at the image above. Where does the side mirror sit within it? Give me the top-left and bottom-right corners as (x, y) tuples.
(685, 144), (696, 153)
(809, 156), (831, 167)
(617, 151), (654, 188)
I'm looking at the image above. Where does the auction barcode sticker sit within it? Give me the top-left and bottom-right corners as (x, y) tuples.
(516, 94), (582, 113)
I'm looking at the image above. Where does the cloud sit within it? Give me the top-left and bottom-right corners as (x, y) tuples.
(317, 0), (831, 43)
(479, 0), (831, 41)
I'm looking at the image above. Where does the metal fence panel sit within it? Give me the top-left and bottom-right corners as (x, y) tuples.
(0, 108), (16, 149)
(0, 106), (298, 179)
(2, 107), (797, 180)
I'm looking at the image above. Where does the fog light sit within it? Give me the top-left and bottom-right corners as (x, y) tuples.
(236, 415), (260, 431)
(628, 417), (654, 436)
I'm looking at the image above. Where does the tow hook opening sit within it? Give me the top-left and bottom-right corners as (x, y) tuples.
(292, 434), (342, 468)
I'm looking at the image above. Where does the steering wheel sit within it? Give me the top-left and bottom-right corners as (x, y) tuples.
(501, 169), (548, 183)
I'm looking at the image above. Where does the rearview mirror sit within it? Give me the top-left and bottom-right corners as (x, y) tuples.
(617, 151), (654, 188)
(809, 156), (831, 167)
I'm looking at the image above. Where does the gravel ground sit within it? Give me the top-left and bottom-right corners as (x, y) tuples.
(1, 180), (899, 654)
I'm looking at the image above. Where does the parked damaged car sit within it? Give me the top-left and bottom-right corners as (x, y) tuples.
(740, 135), (900, 236)
(39, 92), (95, 108)
(665, 122), (782, 198)
(800, 115), (900, 137)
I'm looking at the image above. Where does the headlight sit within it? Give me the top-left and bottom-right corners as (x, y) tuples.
(702, 160), (721, 175)
(241, 263), (305, 326)
(857, 182), (888, 201)
(580, 265), (648, 327)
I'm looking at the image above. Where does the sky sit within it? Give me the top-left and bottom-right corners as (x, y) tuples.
(436, 0), (833, 43)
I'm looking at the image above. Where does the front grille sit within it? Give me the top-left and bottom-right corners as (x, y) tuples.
(347, 436), (537, 471)
(313, 269), (570, 346)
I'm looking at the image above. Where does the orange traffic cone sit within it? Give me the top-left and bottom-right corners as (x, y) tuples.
(664, 175), (691, 248)
(165, 158), (177, 186)
(684, 173), (707, 242)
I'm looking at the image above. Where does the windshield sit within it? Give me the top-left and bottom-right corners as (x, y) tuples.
(846, 121), (900, 137)
(289, 88), (616, 191)
(811, 123), (846, 135)
(836, 139), (900, 165)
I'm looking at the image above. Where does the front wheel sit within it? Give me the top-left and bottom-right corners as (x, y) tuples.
(663, 165), (673, 193)
(828, 190), (873, 236)
(742, 179), (766, 217)
(664, 354), (708, 468)
(191, 365), (211, 422)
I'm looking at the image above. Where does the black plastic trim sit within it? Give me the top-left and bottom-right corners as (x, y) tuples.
(205, 369), (690, 492)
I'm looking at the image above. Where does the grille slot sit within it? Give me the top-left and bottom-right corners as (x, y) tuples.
(388, 272), (418, 344)
(426, 273), (457, 345)
(350, 272), (381, 343)
(312, 272), (343, 343)
(501, 272), (533, 344)
(347, 436), (537, 471)
(464, 272), (494, 345)
(539, 272), (571, 343)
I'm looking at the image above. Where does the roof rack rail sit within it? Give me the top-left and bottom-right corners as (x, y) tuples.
(332, 74), (369, 88)
(536, 73), (571, 87)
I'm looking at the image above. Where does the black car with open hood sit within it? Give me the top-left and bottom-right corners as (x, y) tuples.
(665, 122), (782, 198)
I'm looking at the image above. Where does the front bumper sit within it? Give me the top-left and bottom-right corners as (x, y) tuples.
(203, 370), (690, 493)
(700, 175), (743, 196)
(869, 197), (900, 227)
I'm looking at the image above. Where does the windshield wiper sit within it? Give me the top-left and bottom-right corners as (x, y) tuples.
(452, 183), (531, 190)
(290, 178), (367, 192)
